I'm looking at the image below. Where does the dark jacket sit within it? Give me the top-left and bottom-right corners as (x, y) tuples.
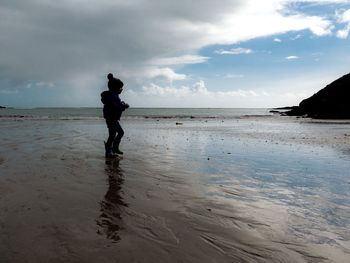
(101, 90), (127, 120)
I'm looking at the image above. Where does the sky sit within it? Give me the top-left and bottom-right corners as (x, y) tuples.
(0, 0), (350, 108)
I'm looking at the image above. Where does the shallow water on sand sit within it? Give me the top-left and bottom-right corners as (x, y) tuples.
(0, 117), (349, 262)
(124, 118), (350, 261)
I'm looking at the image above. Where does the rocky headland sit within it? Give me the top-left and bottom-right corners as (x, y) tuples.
(283, 73), (350, 119)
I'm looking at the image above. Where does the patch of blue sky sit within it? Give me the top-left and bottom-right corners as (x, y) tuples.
(179, 26), (350, 92)
(285, 1), (350, 17)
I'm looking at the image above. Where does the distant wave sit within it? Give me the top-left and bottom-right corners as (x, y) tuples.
(140, 114), (274, 120)
(0, 114), (275, 121)
(0, 115), (103, 120)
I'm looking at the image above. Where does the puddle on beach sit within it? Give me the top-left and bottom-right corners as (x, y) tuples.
(125, 119), (350, 257)
(201, 140), (350, 248)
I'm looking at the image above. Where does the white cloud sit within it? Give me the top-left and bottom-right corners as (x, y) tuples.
(143, 67), (187, 82)
(125, 72), (339, 108)
(285, 55), (299, 60)
(140, 81), (209, 97)
(336, 27), (350, 38)
(149, 55), (209, 65)
(336, 8), (350, 23)
(127, 81), (307, 107)
(215, 47), (253, 55)
(193, 80), (209, 95)
(306, 16), (334, 35)
(224, 74), (245, 79)
(141, 83), (191, 97)
(290, 34), (302, 40)
(139, 81), (265, 100)
(274, 38), (282, 42)
(336, 9), (350, 38)
(35, 81), (55, 88)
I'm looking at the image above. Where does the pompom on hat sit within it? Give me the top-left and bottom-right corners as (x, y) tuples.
(107, 73), (114, 80)
(107, 73), (123, 90)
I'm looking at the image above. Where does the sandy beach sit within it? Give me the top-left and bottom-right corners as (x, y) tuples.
(1, 116), (350, 262)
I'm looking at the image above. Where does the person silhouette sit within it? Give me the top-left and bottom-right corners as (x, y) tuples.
(101, 73), (129, 158)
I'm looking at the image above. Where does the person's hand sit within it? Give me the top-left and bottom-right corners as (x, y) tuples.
(122, 101), (130, 108)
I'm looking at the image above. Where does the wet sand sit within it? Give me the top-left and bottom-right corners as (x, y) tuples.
(0, 117), (350, 262)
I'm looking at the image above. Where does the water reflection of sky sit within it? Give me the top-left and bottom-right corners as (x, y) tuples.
(189, 135), (350, 247)
(125, 119), (350, 250)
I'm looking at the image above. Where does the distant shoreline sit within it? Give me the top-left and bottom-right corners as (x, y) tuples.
(0, 106), (272, 109)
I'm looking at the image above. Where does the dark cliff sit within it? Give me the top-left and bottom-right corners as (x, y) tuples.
(286, 73), (350, 119)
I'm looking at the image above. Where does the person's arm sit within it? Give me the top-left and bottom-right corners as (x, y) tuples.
(112, 95), (128, 111)
(121, 101), (130, 110)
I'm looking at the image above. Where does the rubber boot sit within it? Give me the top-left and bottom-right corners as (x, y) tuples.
(112, 139), (123, 155)
(105, 141), (117, 158)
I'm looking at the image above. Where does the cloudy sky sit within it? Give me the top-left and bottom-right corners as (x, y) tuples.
(1, 0), (350, 108)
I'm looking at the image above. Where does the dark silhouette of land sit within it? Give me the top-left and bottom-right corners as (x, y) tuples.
(279, 73), (350, 119)
(0, 106), (6, 109)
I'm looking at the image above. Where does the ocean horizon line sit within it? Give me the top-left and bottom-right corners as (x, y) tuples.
(1, 106), (276, 110)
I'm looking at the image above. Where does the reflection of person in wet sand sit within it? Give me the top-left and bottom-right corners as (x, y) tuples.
(97, 158), (127, 242)
(101, 73), (129, 158)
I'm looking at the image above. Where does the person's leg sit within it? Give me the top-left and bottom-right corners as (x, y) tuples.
(112, 121), (124, 154)
(115, 121), (124, 141)
(105, 120), (117, 157)
(106, 126), (117, 148)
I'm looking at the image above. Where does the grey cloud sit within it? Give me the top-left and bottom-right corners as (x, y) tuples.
(0, 0), (243, 86)
(0, 0), (342, 108)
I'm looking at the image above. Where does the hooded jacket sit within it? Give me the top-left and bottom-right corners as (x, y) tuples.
(101, 90), (127, 120)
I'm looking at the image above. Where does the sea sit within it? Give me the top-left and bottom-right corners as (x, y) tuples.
(0, 107), (273, 120)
